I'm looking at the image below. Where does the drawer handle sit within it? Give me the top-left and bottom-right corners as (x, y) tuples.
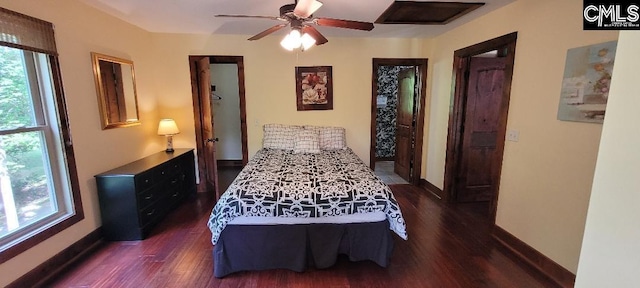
(146, 209), (155, 216)
(145, 179), (150, 183)
(161, 171), (166, 175)
(171, 179), (178, 185)
(144, 194), (154, 200)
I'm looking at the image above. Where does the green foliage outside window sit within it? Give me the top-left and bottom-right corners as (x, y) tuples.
(0, 46), (51, 235)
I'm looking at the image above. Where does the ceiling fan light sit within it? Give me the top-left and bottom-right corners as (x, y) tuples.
(280, 30), (303, 50)
(301, 33), (316, 51)
(289, 29), (302, 46)
(280, 35), (295, 51)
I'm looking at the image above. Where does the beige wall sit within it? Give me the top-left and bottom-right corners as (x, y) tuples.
(0, 0), (163, 286)
(575, 31), (640, 287)
(150, 34), (430, 161)
(425, 0), (617, 272)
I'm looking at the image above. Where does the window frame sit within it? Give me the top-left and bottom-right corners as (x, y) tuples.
(0, 48), (83, 264)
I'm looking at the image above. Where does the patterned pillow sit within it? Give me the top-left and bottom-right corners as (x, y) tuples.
(304, 125), (347, 150)
(263, 124), (303, 150)
(293, 129), (320, 154)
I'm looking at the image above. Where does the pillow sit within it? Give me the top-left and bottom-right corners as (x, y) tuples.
(304, 125), (347, 150)
(293, 129), (320, 154)
(263, 124), (303, 150)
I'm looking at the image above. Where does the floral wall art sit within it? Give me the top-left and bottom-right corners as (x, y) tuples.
(557, 40), (617, 124)
(295, 66), (333, 111)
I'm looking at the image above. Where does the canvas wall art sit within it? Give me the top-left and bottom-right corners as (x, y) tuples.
(295, 66), (333, 111)
(557, 40), (617, 123)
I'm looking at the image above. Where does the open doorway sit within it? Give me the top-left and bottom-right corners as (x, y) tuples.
(443, 32), (518, 222)
(370, 58), (428, 186)
(189, 56), (247, 198)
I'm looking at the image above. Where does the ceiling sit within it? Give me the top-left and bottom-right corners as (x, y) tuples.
(78, 0), (515, 39)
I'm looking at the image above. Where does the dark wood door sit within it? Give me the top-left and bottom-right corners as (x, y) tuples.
(394, 68), (415, 182)
(98, 61), (126, 122)
(197, 57), (220, 199)
(455, 57), (506, 202)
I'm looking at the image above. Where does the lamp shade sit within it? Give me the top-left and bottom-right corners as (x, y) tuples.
(157, 119), (180, 135)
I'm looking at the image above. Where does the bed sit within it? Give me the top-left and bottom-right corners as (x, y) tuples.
(207, 124), (407, 278)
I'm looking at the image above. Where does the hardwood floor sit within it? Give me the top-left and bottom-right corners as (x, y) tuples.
(48, 170), (558, 287)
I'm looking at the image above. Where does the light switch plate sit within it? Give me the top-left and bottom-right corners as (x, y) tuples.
(507, 130), (520, 142)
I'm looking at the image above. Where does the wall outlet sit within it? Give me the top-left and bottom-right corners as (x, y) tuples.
(507, 130), (520, 142)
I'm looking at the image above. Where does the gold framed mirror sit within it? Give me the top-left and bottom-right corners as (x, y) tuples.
(91, 52), (140, 129)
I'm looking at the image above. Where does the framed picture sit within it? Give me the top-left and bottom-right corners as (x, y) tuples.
(295, 66), (333, 111)
(557, 40), (617, 124)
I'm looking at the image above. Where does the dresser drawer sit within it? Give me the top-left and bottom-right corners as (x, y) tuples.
(138, 187), (160, 210)
(135, 171), (154, 192)
(166, 174), (184, 201)
(154, 164), (171, 180)
(139, 202), (162, 227)
(167, 159), (183, 175)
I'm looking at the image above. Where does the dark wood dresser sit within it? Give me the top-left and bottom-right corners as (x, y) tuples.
(95, 149), (196, 240)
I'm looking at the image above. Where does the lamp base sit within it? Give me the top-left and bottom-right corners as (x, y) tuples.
(165, 135), (175, 153)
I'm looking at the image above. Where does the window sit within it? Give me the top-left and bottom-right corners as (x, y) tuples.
(0, 7), (82, 264)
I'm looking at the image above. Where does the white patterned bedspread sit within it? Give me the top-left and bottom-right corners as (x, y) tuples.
(207, 148), (408, 245)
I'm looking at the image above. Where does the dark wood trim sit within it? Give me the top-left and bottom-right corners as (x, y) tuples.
(419, 179), (444, 199)
(442, 56), (466, 203)
(217, 160), (243, 167)
(8, 228), (103, 288)
(370, 58), (428, 186)
(189, 55), (248, 193)
(189, 56), (207, 193)
(412, 59), (428, 187)
(443, 32), (517, 223)
(236, 58), (249, 166)
(492, 226), (575, 288)
(0, 55), (85, 264)
(375, 1), (485, 25)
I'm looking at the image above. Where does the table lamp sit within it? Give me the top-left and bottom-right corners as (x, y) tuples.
(157, 119), (179, 152)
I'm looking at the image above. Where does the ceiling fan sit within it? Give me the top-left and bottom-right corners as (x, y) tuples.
(216, 0), (374, 49)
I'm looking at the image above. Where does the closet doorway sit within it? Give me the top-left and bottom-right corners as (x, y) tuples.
(189, 56), (247, 198)
(370, 58), (428, 186)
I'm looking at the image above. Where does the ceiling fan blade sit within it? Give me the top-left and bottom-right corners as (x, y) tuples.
(294, 0), (323, 18)
(302, 26), (328, 45)
(216, 14), (282, 21)
(248, 24), (288, 41)
(315, 18), (374, 31)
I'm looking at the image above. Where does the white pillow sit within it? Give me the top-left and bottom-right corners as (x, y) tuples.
(293, 129), (320, 154)
(304, 125), (347, 150)
(263, 124), (303, 150)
